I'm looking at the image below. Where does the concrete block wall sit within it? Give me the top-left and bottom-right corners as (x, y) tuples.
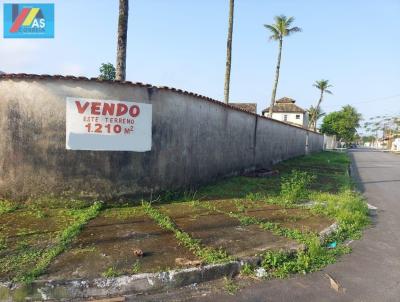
(0, 75), (324, 201)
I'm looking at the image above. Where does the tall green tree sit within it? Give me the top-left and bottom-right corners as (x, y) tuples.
(116, 0), (129, 81)
(312, 79), (332, 130)
(321, 105), (362, 143)
(99, 63), (116, 80)
(264, 15), (301, 117)
(308, 105), (325, 130)
(223, 0), (235, 104)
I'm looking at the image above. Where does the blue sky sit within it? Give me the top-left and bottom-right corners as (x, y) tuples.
(1, 0), (399, 127)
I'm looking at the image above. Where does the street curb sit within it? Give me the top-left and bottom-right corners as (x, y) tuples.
(319, 222), (339, 242)
(0, 261), (251, 300)
(367, 203), (378, 216)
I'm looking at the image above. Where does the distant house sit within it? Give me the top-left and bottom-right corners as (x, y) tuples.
(230, 103), (257, 114)
(0, 71), (5, 75)
(262, 97), (308, 128)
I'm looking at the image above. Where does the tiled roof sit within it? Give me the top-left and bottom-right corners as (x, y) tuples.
(262, 97), (306, 114)
(276, 97), (295, 104)
(0, 73), (320, 133)
(230, 103), (257, 113)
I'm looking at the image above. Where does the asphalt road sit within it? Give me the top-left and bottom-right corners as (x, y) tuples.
(136, 149), (400, 302)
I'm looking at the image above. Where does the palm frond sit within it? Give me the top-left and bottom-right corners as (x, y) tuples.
(265, 15), (301, 40)
(313, 79), (333, 94)
(274, 14), (287, 24)
(286, 26), (302, 36)
(264, 24), (280, 40)
(285, 16), (295, 27)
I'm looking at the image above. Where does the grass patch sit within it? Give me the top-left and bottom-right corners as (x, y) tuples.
(142, 202), (232, 264)
(70, 246), (97, 255)
(0, 236), (7, 251)
(101, 207), (140, 220)
(194, 152), (352, 203)
(310, 190), (370, 241)
(223, 277), (239, 295)
(16, 202), (102, 283)
(240, 263), (254, 276)
(195, 151), (369, 278)
(0, 200), (18, 215)
(102, 266), (121, 278)
(280, 170), (316, 204)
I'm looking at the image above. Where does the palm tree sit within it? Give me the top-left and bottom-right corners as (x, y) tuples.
(308, 105), (325, 130)
(312, 79), (333, 129)
(116, 0), (129, 81)
(264, 15), (301, 117)
(223, 0), (235, 104)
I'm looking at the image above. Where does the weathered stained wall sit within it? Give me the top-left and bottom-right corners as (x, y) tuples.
(323, 134), (338, 150)
(0, 75), (324, 201)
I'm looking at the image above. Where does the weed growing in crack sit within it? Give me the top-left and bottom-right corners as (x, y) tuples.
(102, 266), (121, 278)
(17, 202), (103, 283)
(142, 201), (232, 264)
(131, 260), (140, 274)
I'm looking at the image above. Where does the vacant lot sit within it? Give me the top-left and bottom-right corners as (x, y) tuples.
(0, 151), (369, 287)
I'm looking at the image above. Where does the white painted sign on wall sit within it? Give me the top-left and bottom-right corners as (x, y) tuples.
(66, 97), (152, 151)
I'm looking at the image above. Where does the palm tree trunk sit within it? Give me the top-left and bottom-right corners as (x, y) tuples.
(308, 114), (314, 129)
(313, 91), (323, 130)
(268, 38), (282, 117)
(223, 0), (234, 104)
(116, 0), (129, 81)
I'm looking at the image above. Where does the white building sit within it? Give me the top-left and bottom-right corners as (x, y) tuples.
(262, 97), (308, 128)
(391, 138), (400, 151)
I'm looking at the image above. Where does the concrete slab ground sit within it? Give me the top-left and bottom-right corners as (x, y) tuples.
(43, 208), (198, 280)
(234, 202), (334, 233)
(0, 208), (76, 280)
(159, 202), (299, 258)
(45, 200), (320, 281)
(0, 200), (334, 301)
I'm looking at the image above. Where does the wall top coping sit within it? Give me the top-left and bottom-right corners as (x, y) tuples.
(0, 73), (321, 135)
